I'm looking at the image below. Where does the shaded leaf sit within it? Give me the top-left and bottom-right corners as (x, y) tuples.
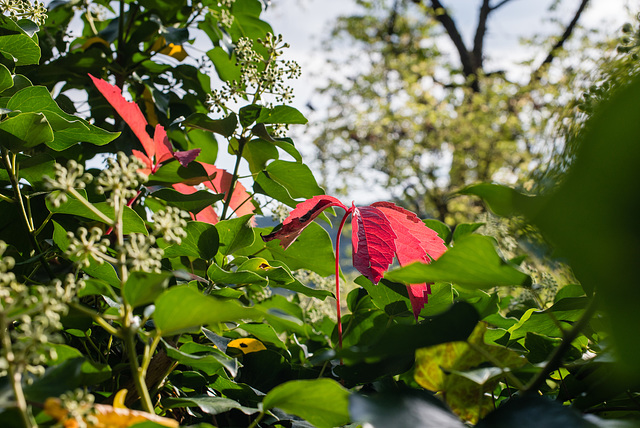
(262, 379), (350, 428)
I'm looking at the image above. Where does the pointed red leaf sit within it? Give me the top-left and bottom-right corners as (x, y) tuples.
(372, 201), (447, 318)
(262, 195), (347, 249)
(352, 205), (397, 284)
(132, 149), (153, 176)
(173, 149), (201, 167)
(153, 124), (174, 165)
(89, 74), (155, 159)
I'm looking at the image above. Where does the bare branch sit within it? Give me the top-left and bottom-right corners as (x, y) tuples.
(429, 0), (480, 91)
(534, 0), (590, 76)
(472, 0), (492, 72)
(490, 0), (517, 11)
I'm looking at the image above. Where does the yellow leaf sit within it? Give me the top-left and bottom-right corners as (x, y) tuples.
(79, 37), (110, 50)
(414, 322), (526, 424)
(151, 36), (188, 61)
(142, 86), (159, 127)
(112, 389), (128, 409)
(228, 337), (267, 354)
(44, 397), (179, 428)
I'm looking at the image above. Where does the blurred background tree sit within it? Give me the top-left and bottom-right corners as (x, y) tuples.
(310, 0), (624, 224)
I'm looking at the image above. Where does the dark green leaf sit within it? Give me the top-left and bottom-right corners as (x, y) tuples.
(123, 271), (171, 308)
(243, 138), (279, 173)
(163, 396), (258, 416)
(215, 214), (254, 256)
(151, 188), (223, 213)
(350, 391), (465, 428)
(385, 235), (531, 289)
(164, 340), (238, 377)
(0, 112), (53, 150)
(183, 112), (237, 138)
(262, 379), (351, 428)
(476, 396), (595, 428)
(47, 192), (147, 234)
(357, 276), (412, 317)
(153, 285), (261, 335)
(163, 221), (219, 259)
(239, 104), (262, 128)
(207, 262), (268, 286)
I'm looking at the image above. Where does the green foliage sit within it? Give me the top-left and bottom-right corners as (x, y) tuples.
(0, 1), (639, 428)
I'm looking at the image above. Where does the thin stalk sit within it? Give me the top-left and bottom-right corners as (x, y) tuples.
(248, 412), (265, 428)
(220, 137), (246, 220)
(0, 313), (34, 428)
(123, 326), (154, 412)
(67, 188), (114, 225)
(70, 302), (121, 337)
(1, 148), (53, 278)
(141, 333), (162, 378)
(522, 295), (598, 395)
(334, 208), (353, 352)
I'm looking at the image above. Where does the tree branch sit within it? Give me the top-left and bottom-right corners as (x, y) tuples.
(533, 0), (590, 77)
(472, 0), (492, 72)
(429, 0), (478, 90)
(490, 0), (517, 11)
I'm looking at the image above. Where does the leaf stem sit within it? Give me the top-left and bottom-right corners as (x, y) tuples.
(0, 312), (34, 428)
(0, 147), (53, 279)
(522, 294), (598, 395)
(220, 137), (246, 220)
(334, 208), (353, 353)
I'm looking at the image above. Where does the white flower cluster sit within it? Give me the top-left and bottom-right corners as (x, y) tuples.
(151, 206), (189, 245)
(208, 33), (301, 112)
(96, 152), (148, 206)
(1, 241), (80, 378)
(0, 0), (47, 25)
(121, 233), (163, 273)
(44, 160), (93, 208)
(66, 227), (110, 268)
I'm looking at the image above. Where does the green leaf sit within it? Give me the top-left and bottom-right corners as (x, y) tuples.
(384, 234), (531, 289)
(164, 340), (239, 377)
(215, 214), (254, 256)
(350, 391), (465, 428)
(239, 104), (262, 127)
(243, 138), (279, 173)
(0, 112), (53, 150)
(357, 276), (413, 317)
(229, 0), (273, 40)
(0, 34), (40, 66)
(185, 128), (218, 164)
(147, 160), (211, 185)
(459, 183), (535, 218)
(475, 395), (597, 428)
(264, 160), (324, 199)
(47, 191), (147, 234)
(0, 63), (12, 92)
(183, 112), (237, 138)
(163, 396), (258, 416)
(151, 188), (223, 213)
(207, 262), (268, 286)
(238, 322), (288, 351)
(452, 222), (484, 242)
(52, 221), (120, 287)
(7, 86), (118, 150)
(123, 271), (171, 308)
(153, 286), (261, 335)
(207, 46), (241, 83)
(163, 221), (219, 259)
(262, 379), (351, 428)
(423, 218), (452, 244)
(13, 152), (55, 190)
(256, 105), (308, 125)
(23, 358), (111, 403)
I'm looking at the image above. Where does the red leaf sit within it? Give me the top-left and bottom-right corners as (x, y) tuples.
(173, 149), (201, 167)
(352, 205), (397, 284)
(372, 201), (447, 318)
(89, 74), (155, 160)
(262, 195), (347, 248)
(153, 124), (174, 165)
